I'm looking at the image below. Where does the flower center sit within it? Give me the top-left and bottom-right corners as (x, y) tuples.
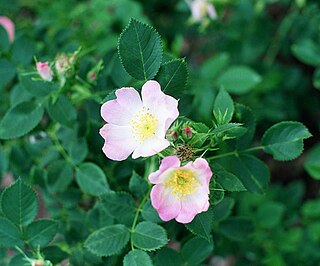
(165, 169), (200, 199)
(130, 107), (158, 143)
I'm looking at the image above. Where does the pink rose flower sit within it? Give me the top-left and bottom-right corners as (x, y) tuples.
(149, 156), (212, 223)
(0, 16), (14, 42)
(100, 80), (179, 161)
(188, 0), (217, 22)
(36, 62), (53, 81)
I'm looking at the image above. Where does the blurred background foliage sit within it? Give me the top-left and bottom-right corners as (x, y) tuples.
(1, 0), (320, 265)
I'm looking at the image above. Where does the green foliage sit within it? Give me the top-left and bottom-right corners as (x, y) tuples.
(0, 101), (44, 139)
(84, 224), (130, 257)
(219, 217), (254, 241)
(304, 143), (320, 179)
(76, 163), (110, 196)
(118, 19), (162, 80)
(0, 217), (23, 248)
(25, 219), (58, 248)
(132, 221), (168, 251)
(262, 121), (312, 161)
(217, 66), (262, 94)
(213, 88), (234, 124)
(0, 179), (38, 227)
(291, 39), (320, 66)
(123, 250), (153, 266)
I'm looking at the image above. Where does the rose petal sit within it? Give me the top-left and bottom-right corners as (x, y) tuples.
(115, 87), (142, 114)
(99, 124), (136, 161)
(149, 156), (180, 184)
(132, 136), (170, 159)
(101, 99), (133, 126)
(150, 184), (181, 221)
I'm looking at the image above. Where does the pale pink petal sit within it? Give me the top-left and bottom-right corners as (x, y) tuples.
(36, 62), (53, 81)
(186, 158), (212, 192)
(190, 0), (204, 22)
(101, 100), (133, 126)
(132, 136), (170, 159)
(141, 80), (179, 131)
(99, 124), (136, 161)
(149, 156), (180, 184)
(0, 16), (14, 42)
(207, 4), (218, 20)
(115, 87), (142, 114)
(150, 184), (181, 221)
(175, 187), (209, 223)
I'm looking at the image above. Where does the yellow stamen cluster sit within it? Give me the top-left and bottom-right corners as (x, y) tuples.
(165, 169), (200, 200)
(130, 107), (158, 143)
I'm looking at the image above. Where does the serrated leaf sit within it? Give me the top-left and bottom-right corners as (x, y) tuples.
(212, 163), (246, 192)
(181, 236), (214, 265)
(47, 95), (77, 128)
(304, 143), (320, 180)
(212, 197), (235, 223)
(25, 219), (58, 248)
(100, 191), (135, 217)
(76, 162), (110, 196)
(0, 179), (38, 227)
(132, 221), (168, 251)
(129, 171), (149, 198)
(185, 208), (213, 242)
(46, 160), (73, 193)
(262, 121), (312, 161)
(213, 88), (234, 124)
(291, 39), (320, 67)
(118, 19), (162, 80)
(141, 200), (162, 223)
(0, 217), (23, 248)
(219, 217), (253, 241)
(157, 58), (188, 97)
(229, 154), (269, 193)
(217, 66), (261, 94)
(0, 101), (44, 139)
(154, 247), (183, 266)
(211, 123), (243, 135)
(84, 224), (130, 257)
(19, 73), (58, 97)
(123, 250), (153, 266)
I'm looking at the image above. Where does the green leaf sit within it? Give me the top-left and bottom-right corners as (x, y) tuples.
(9, 84), (33, 107)
(132, 221), (168, 251)
(0, 26), (10, 51)
(46, 160), (73, 193)
(129, 171), (149, 198)
(101, 191), (135, 217)
(219, 217), (253, 241)
(110, 53), (132, 87)
(141, 200), (162, 223)
(0, 59), (16, 88)
(212, 163), (246, 192)
(210, 182), (224, 205)
(217, 66), (261, 94)
(302, 199), (320, 219)
(157, 58), (188, 97)
(255, 202), (285, 228)
(199, 52), (230, 79)
(154, 247), (183, 266)
(185, 208), (213, 242)
(118, 19), (162, 80)
(0, 101), (44, 139)
(181, 236), (214, 265)
(123, 250), (153, 266)
(68, 137), (88, 165)
(291, 39), (320, 66)
(229, 154), (269, 193)
(25, 219), (58, 248)
(262, 121), (312, 161)
(84, 224), (130, 257)
(211, 123), (243, 135)
(47, 95), (77, 128)
(0, 179), (38, 227)
(76, 162), (110, 196)
(0, 217), (23, 248)
(213, 88), (234, 124)
(212, 197), (235, 223)
(11, 37), (35, 65)
(19, 73), (58, 97)
(304, 143), (320, 180)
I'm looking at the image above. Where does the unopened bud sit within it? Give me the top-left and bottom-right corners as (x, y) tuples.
(182, 126), (193, 140)
(166, 129), (178, 142)
(36, 62), (53, 81)
(31, 259), (45, 266)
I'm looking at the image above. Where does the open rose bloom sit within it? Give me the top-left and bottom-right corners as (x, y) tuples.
(100, 80), (179, 161)
(149, 156), (212, 223)
(0, 16), (14, 42)
(188, 0), (217, 22)
(36, 62), (53, 81)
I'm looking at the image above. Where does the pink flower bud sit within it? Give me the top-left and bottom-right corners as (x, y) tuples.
(36, 62), (53, 81)
(0, 16), (15, 42)
(183, 126), (193, 139)
(166, 129), (178, 142)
